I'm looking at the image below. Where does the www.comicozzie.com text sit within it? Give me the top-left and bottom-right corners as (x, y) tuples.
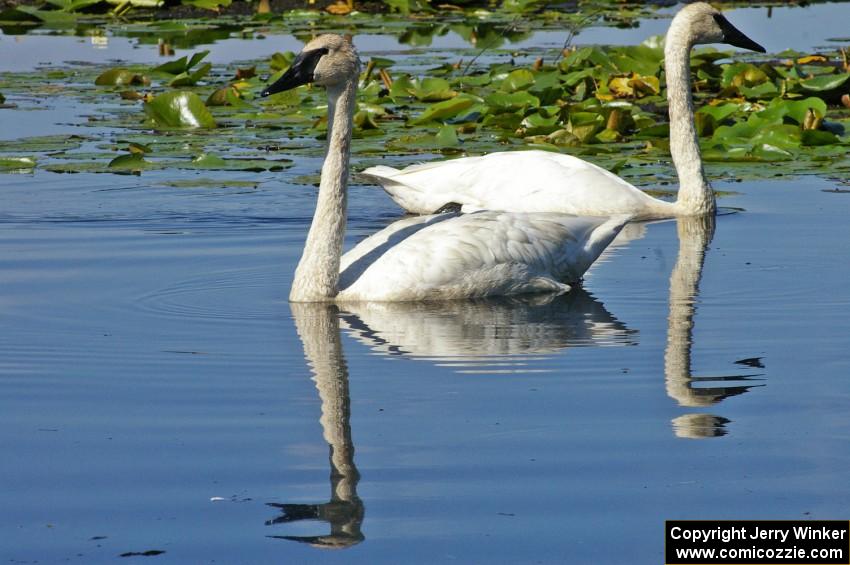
(669, 524), (848, 544)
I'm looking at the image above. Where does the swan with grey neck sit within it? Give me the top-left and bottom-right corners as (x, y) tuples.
(264, 35), (629, 303)
(361, 3), (765, 219)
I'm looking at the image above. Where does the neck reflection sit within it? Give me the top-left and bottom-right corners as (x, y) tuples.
(267, 303), (364, 548)
(664, 214), (764, 438)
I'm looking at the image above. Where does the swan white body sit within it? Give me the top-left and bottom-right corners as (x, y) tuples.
(361, 2), (764, 220)
(336, 210), (628, 301)
(363, 150), (671, 217)
(265, 35), (629, 303)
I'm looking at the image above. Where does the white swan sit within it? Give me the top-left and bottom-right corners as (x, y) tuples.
(361, 2), (765, 220)
(263, 35), (629, 303)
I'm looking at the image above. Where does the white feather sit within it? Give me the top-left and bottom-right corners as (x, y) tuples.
(361, 3), (762, 220)
(283, 35), (630, 303)
(337, 211), (629, 302)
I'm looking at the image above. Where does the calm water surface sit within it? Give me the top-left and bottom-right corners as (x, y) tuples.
(2, 4), (850, 563)
(2, 164), (850, 564)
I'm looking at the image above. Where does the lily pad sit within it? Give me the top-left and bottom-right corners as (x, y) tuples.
(411, 96), (477, 125)
(108, 153), (151, 171)
(798, 73), (850, 93)
(0, 157), (36, 171)
(159, 178), (259, 189)
(182, 153), (292, 171)
(95, 68), (148, 87)
(485, 91), (540, 112)
(391, 76), (456, 102)
(501, 69), (535, 92)
(153, 50), (210, 75)
(143, 91), (216, 129)
(168, 63), (211, 87)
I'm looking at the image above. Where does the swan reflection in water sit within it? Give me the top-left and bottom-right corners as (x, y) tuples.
(266, 303), (364, 548)
(265, 215), (766, 547)
(268, 287), (636, 545)
(338, 288), (636, 373)
(665, 215), (765, 438)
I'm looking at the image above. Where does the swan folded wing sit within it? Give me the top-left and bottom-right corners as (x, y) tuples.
(363, 150), (658, 216)
(339, 212), (457, 281)
(336, 211), (624, 301)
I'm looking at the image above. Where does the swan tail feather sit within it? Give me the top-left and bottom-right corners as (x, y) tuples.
(360, 165), (441, 214)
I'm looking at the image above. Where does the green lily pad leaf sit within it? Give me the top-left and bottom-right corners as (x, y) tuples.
(740, 81), (778, 99)
(386, 127), (459, 152)
(95, 68), (148, 86)
(0, 7), (41, 22)
(392, 76), (456, 102)
(802, 129), (840, 146)
(798, 73), (850, 92)
(126, 141), (152, 154)
(782, 97), (828, 125)
(159, 178), (259, 189)
(105, 0), (161, 6)
(183, 153), (292, 171)
(0, 135), (85, 152)
(411, 96), (476, 125)
(750, 124), (802, 150)
(9, 5), (77, 24)
(0, 157), (36, 171)
(434, 125), (459, 148)
(261, 87), (300, 107)
(752, 143), (795, 161)
(154, 50), (209, 75)
(51, 0), (104, 10)
(416, 77), (456, 101)
(169, 62), (211, 87)
(635, 123), (669, 139)
(561, 68), (595, 88)
(697, 103), (740, 123)
(108, 153), (150, 170)
(191, 153), (226, 168)
(722, 63), (770, 89)
(368, 56), (395, 69)
(181, 0), (231, 10)
(567, 111), (604, 143)
(520, 111), (559, 136)
(354, 109), (380, 130)
(143, 91), (216, 129)
(269, 52), (295, 71)
(608, 73), (659, 98)
(207, 85), (238, 106)
(456, 73), (491, 87)
(485, 91), (540, 113)
(501, 69), (535, 92)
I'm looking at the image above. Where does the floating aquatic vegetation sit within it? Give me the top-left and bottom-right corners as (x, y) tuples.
(2, 14), (849, 184)
(95, 68), (149, 87)
(0, 157), (37, 171)
(143, 91), (216, 128)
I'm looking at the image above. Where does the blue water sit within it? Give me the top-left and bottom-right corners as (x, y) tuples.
(2, 160), (850, 563)
(3, 3), (850, 563)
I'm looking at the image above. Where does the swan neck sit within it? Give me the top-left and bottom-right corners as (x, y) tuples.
(290, 79), (357, 302)
(665, 24), (715, 216)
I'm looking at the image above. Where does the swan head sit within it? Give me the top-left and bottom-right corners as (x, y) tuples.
(672, 2), (765, 53)
(262, 34), (360, 96)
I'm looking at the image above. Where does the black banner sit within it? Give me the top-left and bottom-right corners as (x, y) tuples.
(666, 520), (849, 564)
